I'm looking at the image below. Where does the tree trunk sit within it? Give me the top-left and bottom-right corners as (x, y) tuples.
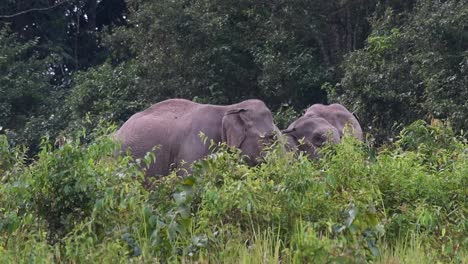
(86, 0), (97, 31)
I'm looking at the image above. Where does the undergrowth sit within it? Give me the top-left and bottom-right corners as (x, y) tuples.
(0, 120), (466, 263)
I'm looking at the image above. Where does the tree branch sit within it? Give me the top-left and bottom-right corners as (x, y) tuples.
(0, 1), (67, 19)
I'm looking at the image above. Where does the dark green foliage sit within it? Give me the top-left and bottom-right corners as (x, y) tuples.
(65, 0), (388, 126)
(272, 104), (300, 130)
(0, 0), (127, 152)
(0, 27), (50, 130)
(74, 0), (328, 109)
(335, 0), (468, 142)
(4, 0), (462, 152)
(0, 0), (127, 72)
(67, 61), (144, 124)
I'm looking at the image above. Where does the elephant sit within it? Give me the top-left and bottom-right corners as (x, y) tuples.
(282, 103), (363, 158)
(115, 98), (280, 177)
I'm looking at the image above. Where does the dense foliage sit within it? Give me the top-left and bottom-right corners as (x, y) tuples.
(0, 27), (50, 137)
(0, 0), (127, 150)
(0, 121), (466, 263)
(334, 0), (468, 141)
(3, 0), (466, 147)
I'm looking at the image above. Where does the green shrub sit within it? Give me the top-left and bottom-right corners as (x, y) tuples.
(0, 120), (466, 262)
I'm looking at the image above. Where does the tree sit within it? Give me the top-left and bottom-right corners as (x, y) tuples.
(67, 0), (386, 121)
(0, 28), (50, 132)
(0, 0), (127, 73)
(0, 0), (127, 150)
(333, 0), (468, 142)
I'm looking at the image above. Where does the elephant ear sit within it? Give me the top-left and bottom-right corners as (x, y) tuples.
(222, 108), (247, 148)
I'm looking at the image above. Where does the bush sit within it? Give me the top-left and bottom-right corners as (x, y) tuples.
(0, 120), (466, 262)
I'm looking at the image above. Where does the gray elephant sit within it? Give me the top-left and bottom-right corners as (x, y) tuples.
(282, 103), (363, 158)
(115, 98), (280, 177)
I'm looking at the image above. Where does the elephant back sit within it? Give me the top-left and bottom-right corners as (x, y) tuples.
(141, 99), (199, 120)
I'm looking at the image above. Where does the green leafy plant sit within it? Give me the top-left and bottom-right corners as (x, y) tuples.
(0, 120), (467, 262)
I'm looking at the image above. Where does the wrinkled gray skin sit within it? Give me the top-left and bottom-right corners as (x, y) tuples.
(283, 103), (363, 158)
(115, 99), (280, 177)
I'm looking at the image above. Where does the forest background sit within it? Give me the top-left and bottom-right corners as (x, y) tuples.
(1, 0), (467, 151)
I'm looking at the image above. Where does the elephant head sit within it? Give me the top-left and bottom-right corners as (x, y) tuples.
(222, 101), (279, 165)
(282, 116), (340, 159)
(305, 103), (363, 141)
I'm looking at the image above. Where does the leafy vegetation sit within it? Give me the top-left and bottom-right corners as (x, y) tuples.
(334, 0), (468, 142)
(0, 27), (51, 139)
(0, 121), (466, 263)
(3, 0), (466, 147)
(1, 0), (467, 262)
